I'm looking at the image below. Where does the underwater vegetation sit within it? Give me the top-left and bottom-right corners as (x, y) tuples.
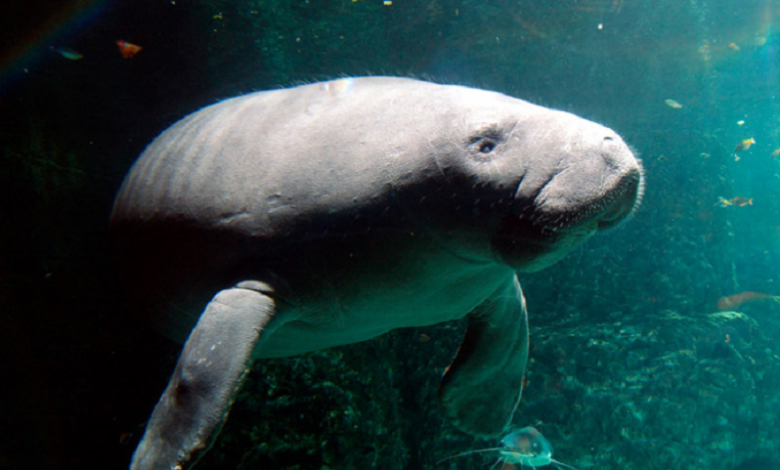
(193, 299), (780, 470)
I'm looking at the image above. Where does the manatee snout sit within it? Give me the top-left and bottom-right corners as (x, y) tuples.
(590, 135), (644, 229)
(536, 130), (643, 230)
(494, 126), (643, 271)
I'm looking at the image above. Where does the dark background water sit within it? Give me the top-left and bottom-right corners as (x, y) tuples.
(2, 0), (780, 469)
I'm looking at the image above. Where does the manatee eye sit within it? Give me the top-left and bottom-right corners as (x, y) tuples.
(479, 140), (496, 153)
(469, 129), (501, 157)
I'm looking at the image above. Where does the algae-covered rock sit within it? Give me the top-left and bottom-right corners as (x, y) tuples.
(192, 304), (780, 470)
(518, 308), (780, 470)
(199, 322), (465, 469)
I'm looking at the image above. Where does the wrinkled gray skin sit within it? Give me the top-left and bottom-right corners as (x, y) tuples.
(111, 77), (643, 470)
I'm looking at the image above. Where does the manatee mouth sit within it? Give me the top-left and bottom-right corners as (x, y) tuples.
(493, 164), (644, 270)
(593, 166), (644, 230)
(535, 163), (644, 233)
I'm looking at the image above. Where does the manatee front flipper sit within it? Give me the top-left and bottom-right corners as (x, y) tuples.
(131, 281), (278, 470)
(438, 276), (528, 436)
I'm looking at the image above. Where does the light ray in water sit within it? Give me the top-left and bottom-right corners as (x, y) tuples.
(437, 427), (580, 470)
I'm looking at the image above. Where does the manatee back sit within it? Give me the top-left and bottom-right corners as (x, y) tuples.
(109, 77), (455, 337)
(114, 77), (456, 234)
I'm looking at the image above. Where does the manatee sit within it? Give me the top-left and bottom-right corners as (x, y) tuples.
(110, 76), (643, 470)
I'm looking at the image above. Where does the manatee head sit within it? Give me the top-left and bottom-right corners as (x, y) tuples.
(492, 110), (643, 271)
(429, 91), (644, 272)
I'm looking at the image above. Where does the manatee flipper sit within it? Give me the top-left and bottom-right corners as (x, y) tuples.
(131, 281), (278, 470)
(438, 276), (528, 436)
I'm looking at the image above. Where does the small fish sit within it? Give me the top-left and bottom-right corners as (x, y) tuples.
(50, 46), (83, 60)
(716, 196), (753, 207)
(736, 120), (745, 126)
(771, 148), (780, 158)
(117, 40), (143, 58)
(734, 137), (755, 152)
(664, 99), (683, 109)
(418, 333), (430, 343)
(437, 427), (579, 470)
(729, 42), (740, 51)
(717, 291), (780, 311)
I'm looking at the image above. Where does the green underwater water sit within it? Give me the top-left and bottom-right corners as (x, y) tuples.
(3, 0), (780, 469)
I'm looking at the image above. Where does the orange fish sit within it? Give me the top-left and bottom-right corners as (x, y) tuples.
(717, 291), (780, 311)
(717, 196), (752, 207)
(735, 137), (755, 152)
(734, 138), (755, 152)
(771, 148), (780, 158)
(729, 42), (740, 51)
(117, 40), (142, 58)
